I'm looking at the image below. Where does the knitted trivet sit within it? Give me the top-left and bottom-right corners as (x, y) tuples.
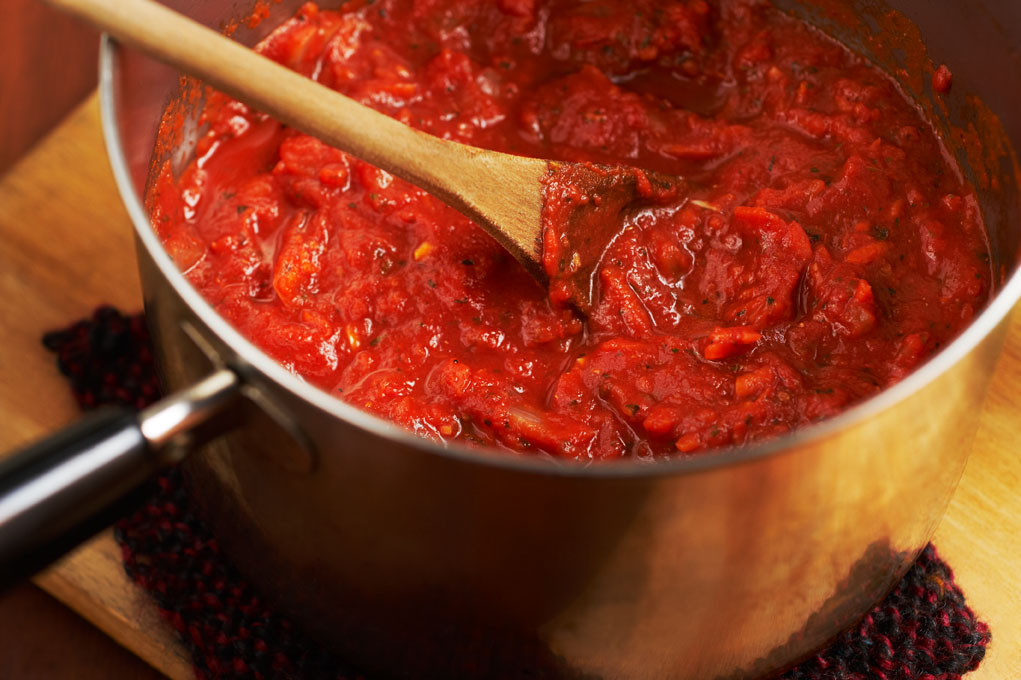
(44, 307), (991, 680)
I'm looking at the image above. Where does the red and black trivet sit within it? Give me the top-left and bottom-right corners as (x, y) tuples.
(44, 307), (991, 680)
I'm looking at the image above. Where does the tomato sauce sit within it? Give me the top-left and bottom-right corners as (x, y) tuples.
(150, 0), (990, 459)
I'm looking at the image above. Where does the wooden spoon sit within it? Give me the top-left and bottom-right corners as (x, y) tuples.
(46, 0), (683, 301)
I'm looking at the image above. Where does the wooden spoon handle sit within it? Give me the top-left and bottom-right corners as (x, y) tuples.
(44, 0), (545, 273)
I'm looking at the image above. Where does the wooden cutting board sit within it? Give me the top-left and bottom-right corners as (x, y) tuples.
(0, 95), (1018, 679)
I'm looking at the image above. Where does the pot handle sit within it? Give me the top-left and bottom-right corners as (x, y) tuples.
(0, 368), (240, 588)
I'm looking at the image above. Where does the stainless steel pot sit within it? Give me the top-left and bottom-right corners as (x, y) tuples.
(3, 0), (1019, 678)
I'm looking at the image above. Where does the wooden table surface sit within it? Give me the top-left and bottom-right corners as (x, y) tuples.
(0, 95), (1018, 679)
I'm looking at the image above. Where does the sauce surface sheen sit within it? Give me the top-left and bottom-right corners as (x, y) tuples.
(150, 0), (991, 460)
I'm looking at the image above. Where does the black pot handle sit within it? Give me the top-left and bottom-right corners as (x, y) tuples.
(0, 369), (240, 588)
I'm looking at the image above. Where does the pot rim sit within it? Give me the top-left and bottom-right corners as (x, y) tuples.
(99, 35), (1021, 480)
